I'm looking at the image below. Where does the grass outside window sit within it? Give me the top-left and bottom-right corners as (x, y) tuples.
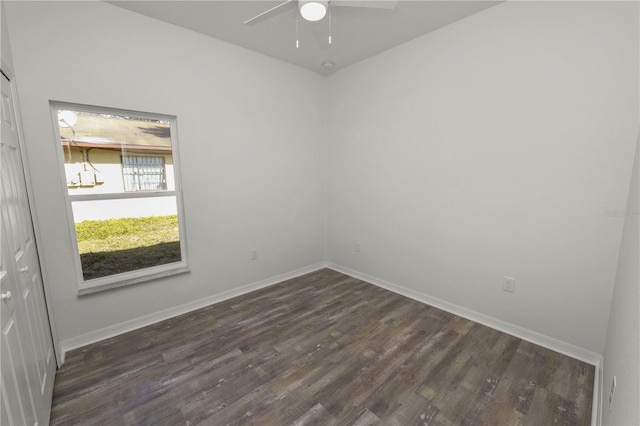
(76, 215), (181, 280)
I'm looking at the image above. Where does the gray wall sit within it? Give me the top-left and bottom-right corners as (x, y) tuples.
(5, 1), (327, 345)
(602, 134), (640, 425)
(327, 0), (638, 353)
(6, 0), (639, 364)
(1, 3), (14, 74)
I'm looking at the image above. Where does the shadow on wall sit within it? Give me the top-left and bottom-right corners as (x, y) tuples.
(138, 125), (171, 138)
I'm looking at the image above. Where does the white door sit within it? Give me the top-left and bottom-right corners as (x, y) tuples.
(1, 219), (38, 426)
(0, 72), (56, 425)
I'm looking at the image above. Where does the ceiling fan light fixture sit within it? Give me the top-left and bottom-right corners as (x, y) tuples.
(300, 0), (328, 22)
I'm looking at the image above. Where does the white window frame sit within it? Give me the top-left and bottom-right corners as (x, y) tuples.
(50, 101), (189, 295)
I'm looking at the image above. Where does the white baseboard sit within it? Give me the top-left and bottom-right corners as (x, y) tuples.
(595, 361), (604, 426)
(59, 263), (326, 364)
(325, 262), (604, 425)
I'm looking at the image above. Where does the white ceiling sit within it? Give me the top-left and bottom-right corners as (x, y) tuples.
(107, 0), (502, 75)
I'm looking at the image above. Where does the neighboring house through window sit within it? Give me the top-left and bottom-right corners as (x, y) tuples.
(51, 102), (189, 294)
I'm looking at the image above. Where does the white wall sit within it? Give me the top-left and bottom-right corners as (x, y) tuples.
(4, 1), (326, 343)
(6, 0), (638, 363)
(602, 135), (640, 426)
(0, 2), (13, 74)
(71, 197), (177, 222)
(327, 1), (639, 354)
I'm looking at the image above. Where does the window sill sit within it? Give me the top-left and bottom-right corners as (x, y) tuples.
(78, 263), (190, 296)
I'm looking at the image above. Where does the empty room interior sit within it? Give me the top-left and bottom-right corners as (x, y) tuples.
(1, 0), (638, 425)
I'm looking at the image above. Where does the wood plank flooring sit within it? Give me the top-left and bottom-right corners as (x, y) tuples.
(50, 269), (594, 425)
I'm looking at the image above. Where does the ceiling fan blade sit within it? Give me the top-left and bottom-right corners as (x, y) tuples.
(331, 0), (398, 9)
(244, 0), (298, 26)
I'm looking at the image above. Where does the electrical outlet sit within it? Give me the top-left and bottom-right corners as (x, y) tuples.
(609, 376), (617, 410)
(503, 276), (516, 293)
(355, 242), (361, 253)
(251, 248), (258, 260)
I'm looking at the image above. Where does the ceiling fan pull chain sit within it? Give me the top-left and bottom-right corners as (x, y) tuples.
(296, 13), (300, 48)
(328, 3), (332, 45)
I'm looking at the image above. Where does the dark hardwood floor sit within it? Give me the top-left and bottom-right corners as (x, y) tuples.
(51, 269), (594, 425)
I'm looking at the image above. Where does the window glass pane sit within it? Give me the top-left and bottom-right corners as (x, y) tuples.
(71, 196), (181, 280)
(56, 109), (174, 195)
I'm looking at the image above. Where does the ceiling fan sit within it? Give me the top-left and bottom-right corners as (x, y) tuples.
(243, 0), (398, 26)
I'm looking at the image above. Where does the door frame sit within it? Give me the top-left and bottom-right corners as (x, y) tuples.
(1, 64), (62, 367)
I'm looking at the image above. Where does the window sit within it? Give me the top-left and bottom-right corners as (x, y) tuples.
(51, 102), (189, 294)
(122, 155), (167, 192)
